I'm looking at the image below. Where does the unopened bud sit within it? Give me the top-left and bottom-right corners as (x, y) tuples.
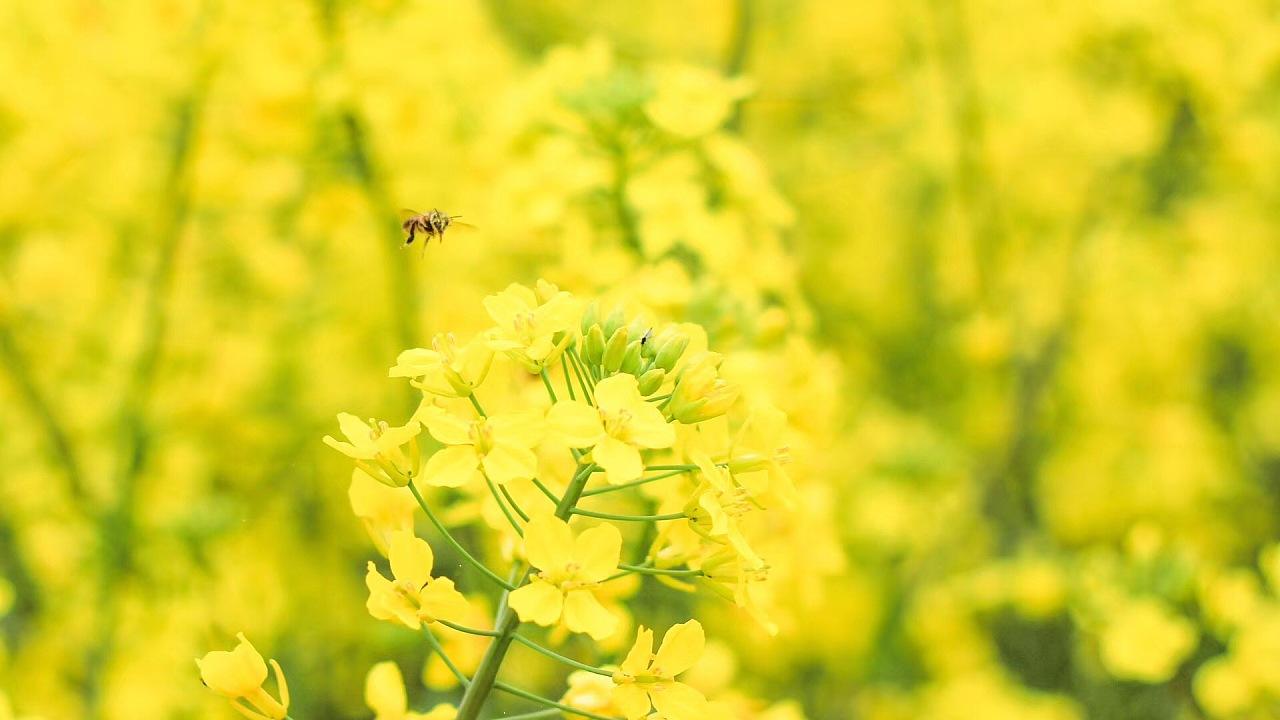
(619, 342), (644, 375)
(602, 327), (629, 373)
(602, 305), (627, 339)
(580, 301), (600, 337)
(584, 325), (606, 366)
(654, 335), (689, 372)
(637, 368), (666, 395)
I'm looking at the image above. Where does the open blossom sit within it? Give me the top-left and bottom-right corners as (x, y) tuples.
(324, 414), (422, 487)
(612, 621), (710, 720)
(196, 634), (290, 720)
(390, 333), (494, 398)
(366, 531), (470, 629)
(484, 280), (580, 371)
(418, 408), (543, 488)
(548, 374), (676, 484)
(508, 514), (622, 640)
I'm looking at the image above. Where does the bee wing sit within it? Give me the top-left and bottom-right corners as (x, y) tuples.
(398, 208), (422, 223)
(449, 220), (477, 230)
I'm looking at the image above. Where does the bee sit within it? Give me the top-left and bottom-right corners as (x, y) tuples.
(399, 208), (472, 252)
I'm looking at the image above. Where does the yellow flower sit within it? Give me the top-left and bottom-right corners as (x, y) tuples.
(484, 280), (580, 372)
(508, 514), (621, 640)
(611, 620), (709, 720)
(324, 414), (422, 487)
(365, 531), (470, 630)
(349, 468), (417, 555)
(688, 452), (762, 566)
(419, 409), (543, 488)
(366, 661), (457, 720)
(644, 64), (752, 137)
(668, 352), (739, 425)
(390, 333), (494, 398)
(1193, 656), (1257, 718)
(1098, 598), (1197, 683)
(561, 670), (627, 717)
(196, 634), (289, 720)
(548, 374), (675, 484)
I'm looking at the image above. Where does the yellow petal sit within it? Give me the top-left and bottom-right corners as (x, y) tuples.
(611, 684), (651, 720)
(481, 443), (538, 485)
(593, 374), (641, 412)
(388, 531), (434, 588)
(423, 446), (481, 488)
(196, 633), (268, 698)
(649, 681), (708, 720)
(419, 577), (470, 623)
(625, 404), (675, 449)
(547, 401), (604, 447)
(620, 627), (654, 676)
(595, 436), (643, 485)
(337, 413), (375, 449)
(573, 524), (622, 582)
(424, 412), (473, 446)
(364, 662), (408, 717)
(508, 579), (565, 626)
(523, 515), (574, 571)
(487, 411), (545, 448)
(563, 589), (618, 640)
(653, 620), (704, 678)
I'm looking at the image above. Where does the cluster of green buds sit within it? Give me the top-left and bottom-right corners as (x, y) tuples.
(576, 302), (736, 426)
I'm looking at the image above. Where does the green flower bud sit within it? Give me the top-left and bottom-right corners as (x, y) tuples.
(603, 305), (627, 339)
(580, 301), (600, 337)
(654, 334), (690, 372)
(602, 327), (629, 373)
(620, 341), (644, 375)
(637, 368), (666, 395)
(584, 324), (607, 366)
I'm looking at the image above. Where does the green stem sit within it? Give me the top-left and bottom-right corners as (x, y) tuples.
(561, 357), (577, 401)
(454, 465), (595, 720)
(531, 478), (562, 505)
(570, 508), (685, 522)
(644, 464), (698, 472)
(494, 709), (562, 720)
(408, 483), (515, 591)
(511, 634), (613, 677)
(422, 626), (469, 686)
(617, 563), (701, 578)
(566, 349), (595, 401)
(437, 619), (499, 637)
(581, 468), (687, 497)
(500, 485), (530, 521)
(468, 393), (488, 418)
(540, 369), (558, 403)
(483, 471), (524, 537)
(494, 681), (621, 720)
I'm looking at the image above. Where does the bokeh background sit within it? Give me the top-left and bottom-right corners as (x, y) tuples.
(3, 1), (1280, 718)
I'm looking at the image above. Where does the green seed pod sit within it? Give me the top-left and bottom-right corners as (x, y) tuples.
(637, 367), (666, 395)
(584, 324), (607, 366)
(654, 334), (690, 372)
(602, 327), (629, 373)
(580, 301), (600, 337)
(619, 341), (644, 375)
(602, 305), (627, 339)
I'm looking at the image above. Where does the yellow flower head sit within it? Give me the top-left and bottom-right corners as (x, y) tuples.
(611, 620), (709, 720)
(365, 531), (470, 630)
(196, 633), (289, 720)
(644, 63), (753, 138)
(548, 374), (676, 484)
(324, 414), (422, 488)
(561, 670), (627, 717)
(484, 280), (580, 372)
(419, 408), (544, 488)
(668, 352), (739, 425)
(508, 514), (622, 640)
(391, 333), (494, 398)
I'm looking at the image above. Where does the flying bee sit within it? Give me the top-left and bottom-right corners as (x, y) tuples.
(399, 208), (472, 253)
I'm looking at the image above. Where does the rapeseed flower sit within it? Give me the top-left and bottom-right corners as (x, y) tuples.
(418, 408), (543, 488)
(365, 531), (470, 630)
(324, 414), (423, 487)
(508, 514), (622, 640)
(366, 662), (457, 720)
(196, 634), (289, 720)
(611, 620), (709, 719)
(548, 374), (675, 484)
(391, 333), (494, 398)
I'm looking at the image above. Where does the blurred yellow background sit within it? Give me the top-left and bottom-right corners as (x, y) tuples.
(3, 1), (1280, 718)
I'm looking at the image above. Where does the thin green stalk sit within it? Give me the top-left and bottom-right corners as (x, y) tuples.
(492, 709), (561, 720)
(409, 483), (515, 591)
(571, 508), (685, 522)
(483, 471), (524, 537)
(530, 478), (562, 504)
(581, 468), (688, 497)
(560, 357), (577, 401)
(437, 619), (499, 637)
(566, 349), (595, 401)
(454, 465), (595, 720)
(511, 633), (612, 677)
(644, 464), (699, 472)
(540, 369), (558, 403)
(494, 682), (621, 720)
(469, 393), (488, 418)
(617, 563), (701, 578)
(422, 626), (469, 686)
(500, 485), (530, 521)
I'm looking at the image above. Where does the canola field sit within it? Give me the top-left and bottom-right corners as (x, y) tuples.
(2, 2), (1280, 719)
